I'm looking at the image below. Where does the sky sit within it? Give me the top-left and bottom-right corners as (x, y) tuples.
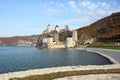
(0, 0), (120, 37)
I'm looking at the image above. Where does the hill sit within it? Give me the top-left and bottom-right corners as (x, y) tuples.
(77, 12), (120, 44)
(0, 35), (39, 46)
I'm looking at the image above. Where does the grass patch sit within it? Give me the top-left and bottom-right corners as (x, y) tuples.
(89, 46), (120, 50)
(9, 69), (120, 80)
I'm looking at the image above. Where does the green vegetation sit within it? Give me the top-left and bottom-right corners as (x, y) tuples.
(9, 69), (120, 80)
(89, 46), (120, 50)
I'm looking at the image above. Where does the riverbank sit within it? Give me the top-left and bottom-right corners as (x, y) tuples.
(86, 48), (120, 64)
(76, 48), (120, 64)
(89, 46), (120, 50)
(0, 64), (120, 80)
(54, 74), (120, 80)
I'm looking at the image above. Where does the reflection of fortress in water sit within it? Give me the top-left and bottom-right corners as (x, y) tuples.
(37, 24), (78, 49)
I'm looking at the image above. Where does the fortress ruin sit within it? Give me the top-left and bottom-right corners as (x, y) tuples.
(37, 25), (78, 49)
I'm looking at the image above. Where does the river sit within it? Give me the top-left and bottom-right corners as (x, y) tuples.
(0, 46), (112, 73)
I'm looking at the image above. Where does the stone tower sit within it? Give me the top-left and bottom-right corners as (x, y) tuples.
(47, 24), (52, 33)
(65, 25), (69, 32)
(66, 37), (75, 48)
(72, 30), (78, 42)
(53, 32), (59, 45)
(55, 25), (60, 33)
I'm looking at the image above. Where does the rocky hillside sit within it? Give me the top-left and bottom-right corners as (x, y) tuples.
(0, 35), (39, 46)
(77, 12), (120, 43)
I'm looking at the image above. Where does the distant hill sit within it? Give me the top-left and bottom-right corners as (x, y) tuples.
(77, 12), (120, 43)
(0, 35), (39, 46)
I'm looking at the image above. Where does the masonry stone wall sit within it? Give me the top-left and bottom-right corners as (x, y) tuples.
(55, 26), (60, 33)
(66, 37), (75, 48)
(72, 30), (78, 42)
(65, 25), (69, 31)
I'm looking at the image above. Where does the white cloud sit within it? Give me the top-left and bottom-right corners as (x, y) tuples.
(99, 2), (109, 8)
(113, 3), (117, 6)
(46, 8), (58, 14)
(80, 0), (100, 10)
(55, 0), (120, 26)
(96, 9), (106, 16)
(59, 3), (64, 7)
(40, 0), (120, 25)
(39, 1), (65, 15)
(68, 1), (81, 14)
(48, 1), (55, 4)
(79, 0), (110, 11)
(56, 17), (89, 25)
(78, 0), (114, 21)
(80, 0), (91, 7)
(47, 8), (57, 13)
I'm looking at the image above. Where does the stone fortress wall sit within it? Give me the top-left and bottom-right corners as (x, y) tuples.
(37, 25), (78, 49)
(66, 37), (75, 48)
(72, 30), (78, 42)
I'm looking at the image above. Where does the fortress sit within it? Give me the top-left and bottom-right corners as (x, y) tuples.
(37, 25), (78, 49)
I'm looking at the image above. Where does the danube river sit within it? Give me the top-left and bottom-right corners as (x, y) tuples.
(0, 46), (112, 73)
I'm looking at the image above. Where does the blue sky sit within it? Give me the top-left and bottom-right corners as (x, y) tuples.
(0, 0), (120, 37)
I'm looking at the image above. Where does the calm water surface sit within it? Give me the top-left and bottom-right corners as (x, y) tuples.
(0, 46), (112, 73)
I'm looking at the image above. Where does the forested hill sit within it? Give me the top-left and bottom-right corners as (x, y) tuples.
(77, 12), (120, 42)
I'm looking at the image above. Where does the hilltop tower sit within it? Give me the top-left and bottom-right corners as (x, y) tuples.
(42, 24), (52, 34)
(72, 30), (78, 42)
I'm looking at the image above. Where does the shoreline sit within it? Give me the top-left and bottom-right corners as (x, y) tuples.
(0, 48), (120, 80)
(86, 49), (119, 64)
(0, 64), (120, 80)
(76, 48), (119, 64)
(86, 48), (120, 64)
